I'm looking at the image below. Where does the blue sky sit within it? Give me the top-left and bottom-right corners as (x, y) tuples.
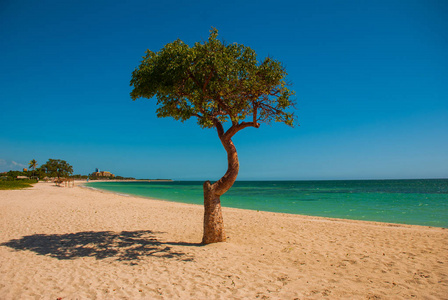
(1, 0), (447, 180)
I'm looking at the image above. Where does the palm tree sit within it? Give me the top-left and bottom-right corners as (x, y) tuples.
(29, 159), (38, 171)
(29, 159), (38, 179)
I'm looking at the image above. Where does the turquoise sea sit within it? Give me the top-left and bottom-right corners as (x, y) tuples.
(86, 179), (448, 228)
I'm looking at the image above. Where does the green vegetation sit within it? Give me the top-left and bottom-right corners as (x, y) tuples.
(40, 159), (73, 179)
(1, 158), (73, 190)
(88, 174), (135, 180)
(1, 158), (133, 186)
(130, 28), (295, 128)
(1, 157), (165, 190)
(0, 179), (38, 190)
(29, 159), (38, 171)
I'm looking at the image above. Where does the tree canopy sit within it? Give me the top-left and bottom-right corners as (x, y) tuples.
(130, 28), (295, 132)
(29, 159), (38, 171)
(40, 159), (73, 179)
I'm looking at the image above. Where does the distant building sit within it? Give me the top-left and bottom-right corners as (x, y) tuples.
(23, 168), (28, 172)
(92, 169), (115, 178)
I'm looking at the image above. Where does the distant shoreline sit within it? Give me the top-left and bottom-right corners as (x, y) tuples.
(84, 179), (173, 183)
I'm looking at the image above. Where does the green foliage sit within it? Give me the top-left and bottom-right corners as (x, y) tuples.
(0, 179), (38, 190)
(114, 176), (136, 180)
(1, 158), (76, 182)
(29, 159), (38, 171)
(40, 159), (73, 179)
(130, 28), (295, 130)
(34, 167), (47, 180)
(5, 170), (25, 180)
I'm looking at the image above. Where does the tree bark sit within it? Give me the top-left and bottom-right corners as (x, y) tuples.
(202, 129), (240, 244)
(202, 181), (226, 244)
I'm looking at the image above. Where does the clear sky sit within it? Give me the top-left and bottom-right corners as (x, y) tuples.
(1, 0), (447, 180)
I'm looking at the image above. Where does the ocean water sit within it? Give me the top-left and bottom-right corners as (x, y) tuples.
(86, 179), (448, 228)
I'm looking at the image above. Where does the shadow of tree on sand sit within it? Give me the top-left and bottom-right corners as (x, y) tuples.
(1, 230), (196, 264)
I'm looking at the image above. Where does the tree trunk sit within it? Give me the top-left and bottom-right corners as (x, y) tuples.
(202, 181), (226, 244)
(202, 134), (239, 244)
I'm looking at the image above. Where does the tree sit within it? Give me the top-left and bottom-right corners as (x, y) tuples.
(130, 29), (295, 244)
(29, 159), (38, 171)
(34, 167), (47, 181)
(29, 159), (38, 178)
(41, 159), (73, 180)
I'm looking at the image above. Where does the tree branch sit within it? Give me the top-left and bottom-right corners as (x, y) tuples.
(252, 101), (259, 126)
(213, 118), (225, 139)
(186, 70), (201, 88)
(193, 112), (204, 119)
(215, 95), (231, 115)
(223, 121), (258, 140)
(259, 102), (286, 115)
(203, 70), (214, 93)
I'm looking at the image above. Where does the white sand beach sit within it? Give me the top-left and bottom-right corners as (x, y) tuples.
(0, 182), (447, 299)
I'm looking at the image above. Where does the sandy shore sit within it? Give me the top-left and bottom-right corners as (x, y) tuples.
(0, 182), (447, 299)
